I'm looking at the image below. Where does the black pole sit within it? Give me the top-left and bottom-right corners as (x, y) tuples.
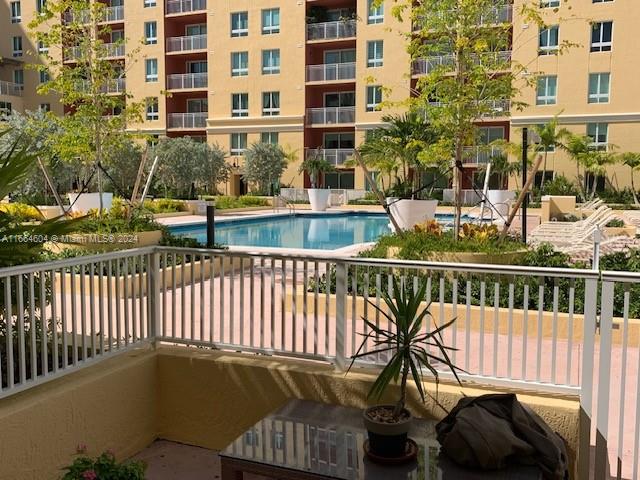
(522, 127), (528, 244)
(206, 202), (215, 248)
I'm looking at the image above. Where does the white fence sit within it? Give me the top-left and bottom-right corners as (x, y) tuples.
(306, 20), (357, 41)
(1, 246), (639, 478)
(166, 34), (207, 53)
(306, 107), (356, 126)
(306, 63), (356, 83)
(165, 0), (206, 14)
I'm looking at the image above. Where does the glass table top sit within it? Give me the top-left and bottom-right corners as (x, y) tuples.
(219, 399), (543, 480)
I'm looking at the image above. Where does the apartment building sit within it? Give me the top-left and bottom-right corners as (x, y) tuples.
(1, 0), (637, 193)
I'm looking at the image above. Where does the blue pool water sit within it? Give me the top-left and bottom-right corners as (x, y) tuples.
(168, 212), (458, 250)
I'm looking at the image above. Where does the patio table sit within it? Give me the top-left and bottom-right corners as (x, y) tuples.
(219, 399), (543, 479)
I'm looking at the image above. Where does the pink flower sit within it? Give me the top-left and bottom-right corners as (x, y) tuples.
(76, 444), (88, 454)
(81, 470), (97, 480)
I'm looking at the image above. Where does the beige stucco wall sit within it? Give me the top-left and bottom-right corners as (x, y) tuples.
(0, 345), (581, 479)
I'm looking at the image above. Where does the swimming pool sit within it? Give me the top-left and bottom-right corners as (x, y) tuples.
(168, 212), (459, 250)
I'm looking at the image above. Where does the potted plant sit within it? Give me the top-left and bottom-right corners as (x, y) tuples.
(300, 150), (335, 212)
(348, 278), (460, 460)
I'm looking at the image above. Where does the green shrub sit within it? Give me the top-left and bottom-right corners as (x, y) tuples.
(200, 195), (270, 210)
(142, 199), (186, 213)
(0, 202), (43, 222)
(76, 199), (161, 234)
(599, 188), (636, 205)
(606, 218), (625, 228)
(532, 175), (581, 201)
(62, 449), (146, 480)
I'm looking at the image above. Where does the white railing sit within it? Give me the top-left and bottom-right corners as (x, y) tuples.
(414, 5), (512, 30)
(306, 107), (355, 126)
(167, 112), (207, 129)
(166, 34), (207, 53)
(165, 0), (206, 14)
(103, 43), (125, 58)
(427, 99), (510, 117)
(305, 148), (355, 166)
(166, 72), (207, 90)
(306, 63), (356, 83)
(103, 5), (124, 22)
(65, 44), (125, 61)
(0, 80), (23, 97)
(63, 5), (123, 24)
(307, 20), (357, 41)
(78, 78), (126, 94)
(462, 145), (504, 164)
(412, 51), (511, 75)
(2, 246), (639, 478)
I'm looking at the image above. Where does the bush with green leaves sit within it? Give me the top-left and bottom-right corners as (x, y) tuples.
(76, 199), (161, 234)
(531, 175), (581, 201)
(201, 195), (270, 210)
(242, 143), (287, 195)
(0, 203), (43, 222)
(62, 450), (146, 480)
(142, 199), (186, 214)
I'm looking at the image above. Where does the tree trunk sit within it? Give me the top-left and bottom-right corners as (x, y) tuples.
(540, 152), (548, 191)
(453, 144), (463, 240)
(394, 359), (410, 419)
(631, 168), (639, 205)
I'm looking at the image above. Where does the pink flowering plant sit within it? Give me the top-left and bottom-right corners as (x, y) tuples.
(62, 449), (145, 480)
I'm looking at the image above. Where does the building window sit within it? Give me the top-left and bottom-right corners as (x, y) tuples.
(13, 69), (24, 89)
(231, 93), (249, 117)
(146, 98), (159, 120)
(591, 21), (613, 52)
(144, 0), (155, 6)
(36, 0), (46, 13)
(39, 103), (51, 112)
(587, 123), (608, 150)
(262, 49), (280, 75)
(39, 70), (50, 84)
(593, 0), (613, 3)
(231, 12), (248, 37)
(540, 0), (560, 7)
(261, 132), (279, 145)
(367, 40), (383, 67)
(366, 86), (382, 112)
(539, 25), (559, 55)
(588, 73), (610, 104)
(145, 22), (157, 45)
(262, 91), (280, 116)
(231, 52), (249, 77)
(262, 8), (280, 34)
(10, 2), (21, 23)
(12, 36), (23, 57)
(145, 59), (158, 82)
(230, 133), (247, 156)
(367, 0), (384, 24)
(37, 41), (48, 54)
(0, 101), (12, 118)
(536, 75), (557, 105)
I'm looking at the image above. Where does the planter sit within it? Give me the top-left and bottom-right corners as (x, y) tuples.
(363, 405), (412, 458)
(183, 200), (207, 215)
(308, 189), (331, 212)
(603, 226), (637, 238)
(67, 192), (113, 214)
(387, 199), (438, 231)
(46, 229), (163, 253)
(387, 246), (528, 265)
(486, 190), (515, 219)
(37, 205), (64, 220)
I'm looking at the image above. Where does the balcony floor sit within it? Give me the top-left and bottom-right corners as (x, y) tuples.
(132, 440), (221, 479)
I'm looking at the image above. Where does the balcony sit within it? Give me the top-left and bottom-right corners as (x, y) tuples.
(426, 99), (510, 117)
(168, 112), (207, 129)
(77, 78), (126, 94)
(0, 80), (23, 97)
(165, 0), (206, 15)
(0, 246), (634, 479)
(103, 5), (124, 22)
(306, 20), (357, 41)
(63, 5), (123, 24)
(64, 43), (125, 62)
(306, 148), (355, 166)
(306, 62), (356, 83)
(411, 51), (512, 76)
(414, 5), (512, 30)
(166, 72), (207, 90)
(462, 145), (504, 165)
(166, 34), (207, 53)
(306, 107), (355, 126)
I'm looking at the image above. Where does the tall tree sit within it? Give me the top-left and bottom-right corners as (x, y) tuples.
(242, 143), (288, 195)
(393, 0), (524, 238)
(28, 0), (144, 211)
(620, 152), (640, 205)
(532, 116), (570, 190)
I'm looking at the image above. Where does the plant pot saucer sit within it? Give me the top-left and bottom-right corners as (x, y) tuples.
(363, 438), (418, 465)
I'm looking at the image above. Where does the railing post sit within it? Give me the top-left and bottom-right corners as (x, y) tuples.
(334, 262), (348, 371)
(578, 275), (599, 479)
(149, 251), (161, 344)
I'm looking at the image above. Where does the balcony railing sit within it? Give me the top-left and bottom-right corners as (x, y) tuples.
(306, 20), (357, 41)
(166, 34), (207, 53)
(414, 5), (512, 30)
(103, 5), (124, 22)
(305, 148), (355, 166)
(165, 0), (206, 15)
(412, 51), (512, 76)
(306, 107), (355, 125)
(306, 63), (356, 83)
(462, 145), (504, 164)
(426, 99), (510, 117)
(166, 72), (208, 90)
(78, 78), (126, 94)
(1, 245), (638, 477)
(103, 43), (125, 58)
(0, 80), (23, 97)
(63, 5), (123, 24)
(64, 43), (125, 61)
(167, 112), (207, 129)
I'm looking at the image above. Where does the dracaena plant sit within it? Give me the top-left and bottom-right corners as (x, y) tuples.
(348, 278), (460, 419)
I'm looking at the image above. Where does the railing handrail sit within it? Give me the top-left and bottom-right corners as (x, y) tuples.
(165, 0), (206, 14)
(0, 79), (23, 96)
(168, 112), (207, 118)
(307, 106), (355, 113)
(166, 72), (207, 79)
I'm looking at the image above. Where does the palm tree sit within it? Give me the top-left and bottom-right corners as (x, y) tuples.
(581, 149), (618, 200)
(0, 130), (80, 267)
(299, 150), (335, 189)
(477, 152), (522, 189)
(358, 112), (436, 198)
(562, 134), (592, 200)
(620, 152), (640, 205)
(532, 117), (570, 190)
